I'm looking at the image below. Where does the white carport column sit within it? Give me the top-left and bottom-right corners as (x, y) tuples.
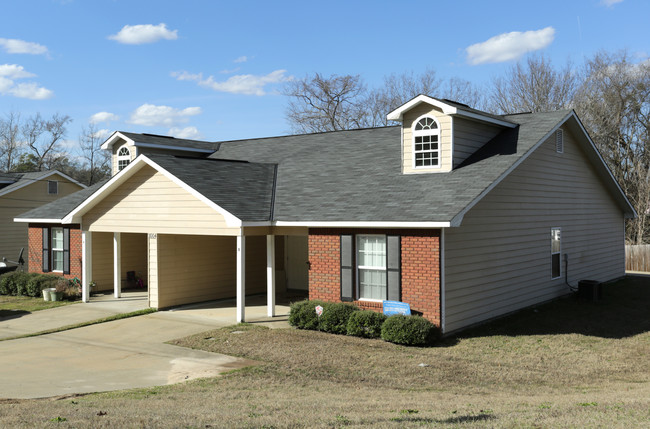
(236, 234), (246, 323)
(81, 230), (92, 303)
(113, 232), (121, 298)
(267, 235), (276, 317)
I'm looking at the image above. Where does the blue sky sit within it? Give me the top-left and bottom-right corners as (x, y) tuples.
(0, 0), (648, 152)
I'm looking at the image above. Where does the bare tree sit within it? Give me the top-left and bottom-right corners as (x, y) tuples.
(22, 113), (72, 171)
(79, 124), (111, 185)
(488, 55), (577, 114)
(0, 112), (23, 172)
(284, 73), (368, 133)
(573, 51), (650, 243)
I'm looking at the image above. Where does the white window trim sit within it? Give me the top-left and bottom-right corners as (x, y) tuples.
(117, 145), (131, 171)
(412, 114), (441, 170)
(52, 227), (64, 273)
(356, 234), (388, 301)
(551, 227), (561, 279)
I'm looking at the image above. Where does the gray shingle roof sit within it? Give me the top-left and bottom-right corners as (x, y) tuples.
(146, 154), (276, 221)
(118, 131), (219, 152)
(16, 109), (583, 224)
(209, 110), (572, 223)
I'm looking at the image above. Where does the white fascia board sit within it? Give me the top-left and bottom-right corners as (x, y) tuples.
(100, 131), (133, 150)
(14, 217), (64, 224)
(387, 95), (457, 121)
(133, 142), (214, 153)
(270, 221), (451, 228)
(450, 111), (574, 227)
(386, 94), (516, 129)
(0, 170), (86, 198)
(63, 155), (242, 226)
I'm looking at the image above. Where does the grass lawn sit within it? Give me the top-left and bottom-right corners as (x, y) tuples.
(0, 294), (72, 319)
(0, 276), (649, 428)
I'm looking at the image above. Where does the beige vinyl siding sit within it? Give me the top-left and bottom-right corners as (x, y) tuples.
(0, 174), (83, 269)
(154, 234), (267, 308)
(402, 104), (452, 174)
(453, 117), (502, 167)
(91, 232), (113, 291)
(444, 127), (626, 333)
(121, 233), (147, 284)
(83, 165), (239, 235)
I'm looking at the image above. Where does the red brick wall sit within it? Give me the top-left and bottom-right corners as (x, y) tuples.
(28, 224), (83, 280)
(308, 228), (441, 326)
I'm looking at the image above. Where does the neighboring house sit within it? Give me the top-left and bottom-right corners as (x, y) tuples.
(15, 96), (635, 334)
(0, 171), (85, 271)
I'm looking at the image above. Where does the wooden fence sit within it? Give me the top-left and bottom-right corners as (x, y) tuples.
(625, 245), (650, 272)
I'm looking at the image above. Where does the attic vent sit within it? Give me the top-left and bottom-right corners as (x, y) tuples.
(555, 129), (564, 153)
(48, 180), (58, 195)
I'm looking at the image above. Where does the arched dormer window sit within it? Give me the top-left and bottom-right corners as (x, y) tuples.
(117, 146), (131, 171)
(413, 116), (440, 168)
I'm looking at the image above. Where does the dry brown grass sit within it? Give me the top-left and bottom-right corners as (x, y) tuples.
(0, 276), (649, 428)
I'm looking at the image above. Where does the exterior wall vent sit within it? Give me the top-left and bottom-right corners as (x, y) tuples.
(556, 129), (564, 153)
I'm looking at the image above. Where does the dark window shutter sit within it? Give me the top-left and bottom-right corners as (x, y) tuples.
(386, 235), (401, 301)
(42, 227), (50, 272)
(340, 235), (353, 301)
(63, 228), (70, 275)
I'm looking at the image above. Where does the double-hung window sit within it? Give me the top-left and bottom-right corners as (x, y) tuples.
(117, 146), (131, 171)
(551, 227), (561, 279)
(413, 116), (440, 168)
(357, 235), (387, 300)
(51, 227), (64, 272)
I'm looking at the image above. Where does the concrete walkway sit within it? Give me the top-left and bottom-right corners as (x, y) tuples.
(0, 292), (296, 399)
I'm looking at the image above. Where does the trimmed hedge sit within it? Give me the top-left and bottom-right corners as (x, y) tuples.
(380, 315), (441, 346)
(346, 310), (388, 338)
(0, 272), (68, 297)
(288, 300), (329, 330)
(319, 302), (359, 334)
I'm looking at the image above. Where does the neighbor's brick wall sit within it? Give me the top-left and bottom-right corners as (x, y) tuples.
(28, 224), (83, 280)
(308, 228), (441, 326)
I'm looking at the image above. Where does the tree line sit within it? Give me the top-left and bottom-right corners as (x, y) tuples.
(284, 50), (650, 244)
(0, 113), (110, 186)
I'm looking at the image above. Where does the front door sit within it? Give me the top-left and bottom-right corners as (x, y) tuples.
(285, 235), (309, 290)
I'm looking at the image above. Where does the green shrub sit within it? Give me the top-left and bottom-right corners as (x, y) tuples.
(288, 300), (329, 330)
(0, 271), (32, 296)
(24, 274), (60, 297)
(347, 310), (388, 338)
(380, 315), (441, 346)
(319, 302), (359, 334)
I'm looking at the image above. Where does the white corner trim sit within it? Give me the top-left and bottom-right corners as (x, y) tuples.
(101, 131), (133, 150)
(440, 228), (446, 333)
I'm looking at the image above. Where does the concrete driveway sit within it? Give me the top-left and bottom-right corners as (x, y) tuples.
(0, 293), (293, 399)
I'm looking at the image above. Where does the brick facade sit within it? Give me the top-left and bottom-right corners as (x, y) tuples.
(28, 224), (83, 280)
(308, 228), (441, 326)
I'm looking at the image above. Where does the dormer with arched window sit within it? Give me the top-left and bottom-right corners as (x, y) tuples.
(412, 116), (440, 169)
(117, 146), (132, 171)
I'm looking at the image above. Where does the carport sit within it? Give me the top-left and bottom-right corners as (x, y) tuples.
(60, 156), (309, 322)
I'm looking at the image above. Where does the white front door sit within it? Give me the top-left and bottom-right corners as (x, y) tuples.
(285, 235), (309, 290)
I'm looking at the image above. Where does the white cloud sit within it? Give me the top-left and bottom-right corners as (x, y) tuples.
(0, 64), (52, 99)
(90, 111), (119, 123)
(233, 56), (248, 63)
(92, 129), (112, 140)
(466, 27), (555, 65)
(128, 104), (202, 127)
(0, 38), (48, 55)
(0, 64), (35, 79)
(169, 126), (203, 140)
(108, 23), (178, 45)
(171, 69), (291, 96)
(601, 0), (623, 6)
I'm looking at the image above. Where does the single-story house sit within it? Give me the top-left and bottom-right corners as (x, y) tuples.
(15, 96), (635, 333)
(0, 170), (85, 271)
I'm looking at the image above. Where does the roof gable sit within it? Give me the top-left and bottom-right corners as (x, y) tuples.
(0, 170), (85, 198)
